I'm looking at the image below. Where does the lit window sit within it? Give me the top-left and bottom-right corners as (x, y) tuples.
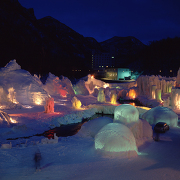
(170, 70), (172, 72)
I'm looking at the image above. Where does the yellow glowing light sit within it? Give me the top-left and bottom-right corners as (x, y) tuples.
(103, 83), (109, 88)
(175, 94), (180, 109)
(128, 89), (136, 99)
(10, 117), (17, 124)
(129, 102), (135, 106)
(7, 87), (19, 104)
(72, 96), (82, 109)
(137, 106), (151, 110)
(110, 94), (117, 104)
(95, 86), (100, 90)
(22, 105), (33, 108)
(91, 75), (94, 79)
(32, 92), (43, 105)
(0, 105), (6, 109)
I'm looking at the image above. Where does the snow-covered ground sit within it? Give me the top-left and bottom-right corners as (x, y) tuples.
(1, 94), (180, 180)
(1, 60), (180, 179)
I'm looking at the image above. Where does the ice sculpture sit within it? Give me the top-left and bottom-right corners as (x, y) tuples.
(44, 73), (71, 97)
(142, 106), (178, 127)
(71, 96), (82, 109)
(44, 97), (54, 113)
(137, 75), (175, 96)
(155, 89), (162, 101)
(97, 88), (106, 102)
(0, 110), (17, 127)
(73, 80), (89, 95)
(110, 93), (117, 104)
(0, 60), (49, 106)
(95, 123), (138, 158)
(114, 104), (139, 124)
(151, 85), (156, 99)
(176, 68), (180, 87)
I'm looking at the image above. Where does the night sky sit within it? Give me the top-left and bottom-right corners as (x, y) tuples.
(18, 0), (180, 45)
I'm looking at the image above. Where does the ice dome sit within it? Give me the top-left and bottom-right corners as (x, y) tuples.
(95, 123), (138, 157)
(78, 117), (113, 138)
(142, 106), (178, 127)
(114, 104), (139, 124)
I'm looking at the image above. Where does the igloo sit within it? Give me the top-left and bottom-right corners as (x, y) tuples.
(114, 104), (139, 124)
(95, 123), (138, 158)
(126, 119), (153, 147)
(78, 117), (113, 138)
(142, 106), (178, 127)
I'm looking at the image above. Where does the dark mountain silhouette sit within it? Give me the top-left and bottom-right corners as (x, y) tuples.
(128, 37), (180, 76)
(0, 0), (146, 78)
(100, 36), (146, 67)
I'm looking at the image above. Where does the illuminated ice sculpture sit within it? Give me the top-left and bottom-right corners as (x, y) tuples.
(71, 96), (82, 109)
(114, 104), (139, 124)
(142, 106), (178, 127)
(95, 123), (138, 158)
(44, 97), (54, 113)
(97, 88), (106, 103)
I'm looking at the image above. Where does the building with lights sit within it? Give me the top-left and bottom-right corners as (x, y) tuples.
(92, 50), (115, 69)
(105, 68), (131, 80)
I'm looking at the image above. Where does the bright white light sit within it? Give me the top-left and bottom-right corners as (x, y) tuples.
(10, 117), (17, 123)
(103, 83), (109, 88)
(22, 105), (33, 108)
(32, 92), (44, 105)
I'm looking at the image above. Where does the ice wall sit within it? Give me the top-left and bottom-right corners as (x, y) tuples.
(137, 75), (175, 97)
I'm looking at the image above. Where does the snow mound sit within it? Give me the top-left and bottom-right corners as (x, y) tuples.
(114, 104), (139, 124)
(127, 119), (153, 147)
(142, 106), (178, 127)
(78, 117), (113, 138)
(95, 123), (138, 158)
